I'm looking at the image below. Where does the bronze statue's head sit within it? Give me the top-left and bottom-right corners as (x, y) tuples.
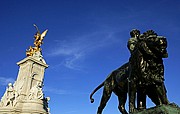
(130, 29), (140, 38)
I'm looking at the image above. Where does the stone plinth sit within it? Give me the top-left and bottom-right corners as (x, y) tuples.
(131, 103), (180, 114)
(0, 56), (50, 114)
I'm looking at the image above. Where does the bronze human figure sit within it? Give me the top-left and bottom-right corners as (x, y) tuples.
(90, 30), (169, 114)
(128, 30), (169, 112)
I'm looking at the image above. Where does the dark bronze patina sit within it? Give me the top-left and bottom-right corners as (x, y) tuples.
(128, 30), (169, 113)
(90, 30), (169, 114)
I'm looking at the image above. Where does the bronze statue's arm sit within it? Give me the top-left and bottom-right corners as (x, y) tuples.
(139, 41), (156, 58)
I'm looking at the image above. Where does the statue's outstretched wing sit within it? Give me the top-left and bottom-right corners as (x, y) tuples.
(41, 29), (48, 38)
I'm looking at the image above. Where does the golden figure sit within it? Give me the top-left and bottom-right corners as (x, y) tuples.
(26, 24), (48, 57)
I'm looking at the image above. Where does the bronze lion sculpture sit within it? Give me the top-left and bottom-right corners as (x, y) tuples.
(90, 30), (169, 114)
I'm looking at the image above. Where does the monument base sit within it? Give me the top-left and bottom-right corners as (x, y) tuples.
(131, 103), (180, 114)
(0, 99), (49, 114)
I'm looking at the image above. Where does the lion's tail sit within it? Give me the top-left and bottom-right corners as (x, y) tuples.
(90, 82), (104, 103)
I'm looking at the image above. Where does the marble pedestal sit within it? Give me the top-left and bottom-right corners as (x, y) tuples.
(0, 56), (50, 114)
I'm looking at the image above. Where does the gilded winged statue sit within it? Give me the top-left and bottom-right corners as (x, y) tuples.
(26, 24), (48, 56)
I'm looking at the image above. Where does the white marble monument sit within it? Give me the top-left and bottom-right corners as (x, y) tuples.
(0, 25), (50, 114)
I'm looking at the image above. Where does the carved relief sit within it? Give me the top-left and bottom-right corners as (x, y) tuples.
(28, 82), (44, 100)
(0, 83), (16, 107)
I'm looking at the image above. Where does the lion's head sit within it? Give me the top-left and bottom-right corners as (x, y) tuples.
(140, 30), (168, 59)
(145, 35), (168, 58)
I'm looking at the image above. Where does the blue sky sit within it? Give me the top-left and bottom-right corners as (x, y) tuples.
(0, 0), (180, 114)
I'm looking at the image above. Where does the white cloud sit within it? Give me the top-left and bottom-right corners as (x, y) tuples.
(63, 53), (84, 70)
(0, 76), (15, 86)
(46, 31), (123, 70)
